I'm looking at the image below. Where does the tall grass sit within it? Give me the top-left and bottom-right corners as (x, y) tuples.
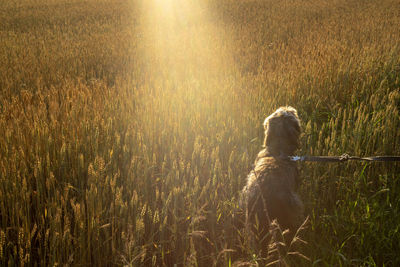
(1, 0), (400, 265)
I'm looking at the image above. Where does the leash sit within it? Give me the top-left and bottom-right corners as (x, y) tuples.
(288, 153), (400, 163)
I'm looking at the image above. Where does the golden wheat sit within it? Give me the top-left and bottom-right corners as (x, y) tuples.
(0, 0), (399, 265)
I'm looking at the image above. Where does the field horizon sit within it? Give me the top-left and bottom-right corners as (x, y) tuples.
(1, 0), (400, 265)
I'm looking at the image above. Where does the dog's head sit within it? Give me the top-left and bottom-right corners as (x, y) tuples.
(263, 106), (301, 156)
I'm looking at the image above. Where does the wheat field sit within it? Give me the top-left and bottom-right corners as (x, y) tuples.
(1, 0), (400, 265)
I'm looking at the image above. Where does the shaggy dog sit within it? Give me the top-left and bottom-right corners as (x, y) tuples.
(239, 106), (304, 257)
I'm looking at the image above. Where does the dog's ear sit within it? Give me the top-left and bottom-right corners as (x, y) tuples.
(263, 119), (273, 147)
(263, 117), (281, 148)
(282, 116), (301, 150)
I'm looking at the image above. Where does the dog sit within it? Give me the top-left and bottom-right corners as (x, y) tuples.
(239, 106), (304, 259)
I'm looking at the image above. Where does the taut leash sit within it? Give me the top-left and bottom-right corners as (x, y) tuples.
(288, 153), (400, 163)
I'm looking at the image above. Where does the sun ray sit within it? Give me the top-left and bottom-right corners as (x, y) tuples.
(141, 0), (234, 84)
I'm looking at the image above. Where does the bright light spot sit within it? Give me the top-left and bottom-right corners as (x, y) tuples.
(141, 0), (233, 83)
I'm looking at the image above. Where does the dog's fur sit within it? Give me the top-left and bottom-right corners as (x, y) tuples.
(239, 106), (304, 255)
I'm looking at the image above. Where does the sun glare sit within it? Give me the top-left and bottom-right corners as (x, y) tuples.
(142, 0), (232, 84)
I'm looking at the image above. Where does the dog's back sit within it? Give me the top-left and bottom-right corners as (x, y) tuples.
(242, 150), (304, 233)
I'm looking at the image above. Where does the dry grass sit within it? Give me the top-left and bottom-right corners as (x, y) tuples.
(1, 0), (400, 265)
